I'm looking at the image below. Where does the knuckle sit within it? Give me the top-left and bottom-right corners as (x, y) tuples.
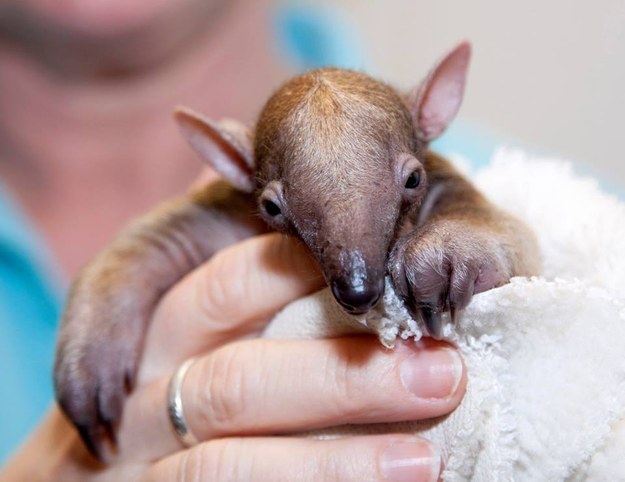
(198, 439), (246, 482)
(174, 447), (199, 482)
(166, 440), (244, 482)
(324, 347), (368, 420)
(197, 340), (273, 436)
(196, 268), (231, 324)
(314, 442), (366, 482)
(142, 447), (194, 482)
(318, 445), (345, 481)
(196, 344), (250, 436)
(197, 249), (250, 323)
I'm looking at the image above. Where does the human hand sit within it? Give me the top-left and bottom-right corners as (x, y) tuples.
(2, 234), (466, 482)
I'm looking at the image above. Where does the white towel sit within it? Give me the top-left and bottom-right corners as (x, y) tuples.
(263, 148), (625, 481)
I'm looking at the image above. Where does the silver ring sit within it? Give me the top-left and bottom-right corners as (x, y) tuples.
(167, 357), (200, 447)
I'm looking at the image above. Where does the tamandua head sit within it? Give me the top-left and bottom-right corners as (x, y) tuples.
(175, 42), (471, 315)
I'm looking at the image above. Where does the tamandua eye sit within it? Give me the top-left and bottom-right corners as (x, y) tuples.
(263, 199), (282, 217)
(405, 171), (421, 189)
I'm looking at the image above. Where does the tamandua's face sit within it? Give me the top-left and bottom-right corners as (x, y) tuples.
(254, 69), (428, 314)
(175, 43), (472, 315)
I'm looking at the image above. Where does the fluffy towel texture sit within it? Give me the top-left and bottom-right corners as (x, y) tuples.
(263, 148), (625, 481)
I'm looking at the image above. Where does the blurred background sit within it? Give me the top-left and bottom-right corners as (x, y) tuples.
(293, 0), (625, 191)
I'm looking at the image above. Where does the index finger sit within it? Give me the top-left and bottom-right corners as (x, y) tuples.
(138, 233), (324, 384)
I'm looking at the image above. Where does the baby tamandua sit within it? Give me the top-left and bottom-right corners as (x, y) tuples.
(54, 42), (540, 458)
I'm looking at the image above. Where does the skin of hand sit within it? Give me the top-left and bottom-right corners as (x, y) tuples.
(1, 227), (467, 482)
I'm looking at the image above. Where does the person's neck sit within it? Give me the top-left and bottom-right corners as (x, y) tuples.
(0, 0), (288, 276)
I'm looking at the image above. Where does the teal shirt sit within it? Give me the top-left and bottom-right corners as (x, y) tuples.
(0, 184), (63, 463)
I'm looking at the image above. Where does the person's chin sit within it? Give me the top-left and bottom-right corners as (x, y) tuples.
(17, 0), (215, 36)
(2, 0), (233, 75)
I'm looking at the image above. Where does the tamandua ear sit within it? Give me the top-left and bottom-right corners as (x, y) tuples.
(174, 106), (255, 192)
(406, 41), (471, 143)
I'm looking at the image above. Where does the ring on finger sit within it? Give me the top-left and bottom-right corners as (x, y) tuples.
(167, 357), (200, 447)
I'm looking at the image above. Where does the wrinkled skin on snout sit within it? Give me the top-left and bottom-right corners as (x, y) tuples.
(261, 175), (404, 315)
(257, 155), (428, 314)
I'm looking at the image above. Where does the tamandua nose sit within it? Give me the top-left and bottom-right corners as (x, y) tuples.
(331, 278), (384, 315)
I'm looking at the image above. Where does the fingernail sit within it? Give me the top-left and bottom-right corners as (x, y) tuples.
(381, 440), (441, 482)
(400, 347), (463, 399)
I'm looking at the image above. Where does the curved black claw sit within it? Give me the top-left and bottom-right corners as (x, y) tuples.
(421, 306), (443, 340)
(450, 304), (458, 324)
(55, 340), (139, 461)
(75, 423), (106, 461)
(57, 374), (126, 461)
